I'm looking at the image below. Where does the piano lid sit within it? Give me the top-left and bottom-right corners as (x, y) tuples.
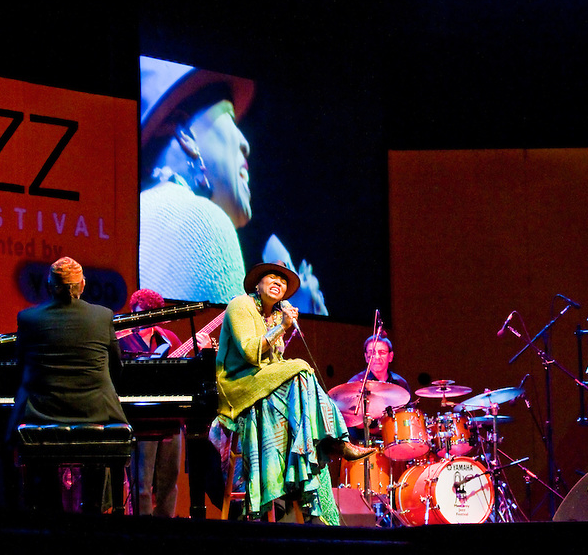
(0, 301), (209, 345)
(113, 301), (208, 330)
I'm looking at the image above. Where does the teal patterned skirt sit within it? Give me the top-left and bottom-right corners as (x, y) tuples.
(227, 369), (348, 524)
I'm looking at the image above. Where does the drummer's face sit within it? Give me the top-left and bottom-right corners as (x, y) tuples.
(364, 340), (394, 374)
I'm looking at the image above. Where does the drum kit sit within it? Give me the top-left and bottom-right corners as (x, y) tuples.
(329, 379), (529, 527)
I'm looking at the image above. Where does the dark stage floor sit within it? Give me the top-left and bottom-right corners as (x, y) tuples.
(0, 512), (586, 555)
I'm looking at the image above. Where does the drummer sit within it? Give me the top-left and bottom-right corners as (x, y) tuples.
(347, 331), (411, 442)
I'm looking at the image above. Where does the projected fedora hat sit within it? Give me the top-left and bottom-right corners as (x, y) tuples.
(140, 55), (255, 149)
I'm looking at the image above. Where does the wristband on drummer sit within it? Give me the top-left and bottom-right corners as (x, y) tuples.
(264, 324), (286, 347)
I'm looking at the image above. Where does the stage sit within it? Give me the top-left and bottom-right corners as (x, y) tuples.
(0, 512), (585, 555)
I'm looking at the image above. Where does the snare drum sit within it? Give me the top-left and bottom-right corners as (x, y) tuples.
(394, 456), (494, 526)
(381, 408), (430, 461)
(339, 449), (392, 495)
(429, 412), (475, 457)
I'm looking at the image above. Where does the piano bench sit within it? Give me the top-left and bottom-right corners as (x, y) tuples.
(16, 423), (135, 514)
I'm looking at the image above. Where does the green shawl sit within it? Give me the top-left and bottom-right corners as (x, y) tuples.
(216, 294), (313, 419)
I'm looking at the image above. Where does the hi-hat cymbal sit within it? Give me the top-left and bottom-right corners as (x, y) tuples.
(455, 386), (524, 411)
(471, 415), (514, 426)
(328, 380), (410, 420)
(415, 379), (472, 399)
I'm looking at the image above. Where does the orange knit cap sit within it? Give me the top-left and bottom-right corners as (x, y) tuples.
(50, 257), (84, 285)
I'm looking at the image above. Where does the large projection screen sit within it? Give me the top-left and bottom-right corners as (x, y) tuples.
(138, 55), (390, 325)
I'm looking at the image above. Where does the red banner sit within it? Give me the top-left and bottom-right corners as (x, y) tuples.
(0, 77), (138, 332)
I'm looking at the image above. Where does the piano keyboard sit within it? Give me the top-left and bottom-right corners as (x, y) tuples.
(0, 395), (193, 405)
(119, 395), (193, 403)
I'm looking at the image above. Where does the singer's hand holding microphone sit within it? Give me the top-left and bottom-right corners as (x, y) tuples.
(280, 299), (301, 333)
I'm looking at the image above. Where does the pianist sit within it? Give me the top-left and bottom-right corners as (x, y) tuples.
(5, 256), (128, 513)
(215, 262), (374, 524)
(117, 288), (211, 518)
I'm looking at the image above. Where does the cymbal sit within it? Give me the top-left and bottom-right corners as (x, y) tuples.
(328, 380), (410, 420)
(455, 386), (524, 411)
(340, 411), (365, 428)
(471, 415), (514, 426)
(415, 379), (472, 399)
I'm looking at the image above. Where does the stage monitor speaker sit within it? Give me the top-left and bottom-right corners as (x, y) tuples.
(553, 473), (588, 521)
(332, 488), (376, 527)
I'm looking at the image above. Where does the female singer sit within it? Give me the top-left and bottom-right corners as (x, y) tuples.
(215, 262), (374, 523)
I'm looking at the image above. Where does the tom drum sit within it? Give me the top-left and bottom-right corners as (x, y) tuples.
(339, 450), (392, 495)
(381, 408), (430, 461)
(429, 412), (476, 457)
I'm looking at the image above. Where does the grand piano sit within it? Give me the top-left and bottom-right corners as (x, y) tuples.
(0, 301), (220, 519)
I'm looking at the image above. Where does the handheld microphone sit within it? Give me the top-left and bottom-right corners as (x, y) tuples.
(556, 294), (581, 309)
(497, 311), (516, 338)
(280, 299), (303, 336)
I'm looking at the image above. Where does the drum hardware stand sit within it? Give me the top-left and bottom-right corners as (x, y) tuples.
(489, 402), (501, 522)
(474, 402), (528, 523)
(437, 412), (455, 460)
(371, 491), (399, 527)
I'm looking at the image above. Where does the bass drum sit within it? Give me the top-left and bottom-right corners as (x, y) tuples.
(394, 457), (494, 526)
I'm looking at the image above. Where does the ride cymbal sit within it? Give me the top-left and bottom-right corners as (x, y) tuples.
(455, 386), (524, 411)
(328, 380), (411, 420)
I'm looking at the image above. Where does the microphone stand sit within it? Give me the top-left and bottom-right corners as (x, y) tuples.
(354, 310), (383, 505)
(353, 312), (384, 425)
(575, 325), (588, 425)
(504, 305), (587, 518)
(497, 448), (563, 502)
(362, 396), (372, 507)
(509, 302), (574, 365)
(455, 457), (530, 488)
(455, 455), (530, 522)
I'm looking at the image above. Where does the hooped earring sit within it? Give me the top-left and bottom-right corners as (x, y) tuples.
(176, 125), (213, 199)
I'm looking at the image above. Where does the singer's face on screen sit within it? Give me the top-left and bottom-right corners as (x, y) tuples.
(257, 273), (288, 306)
(192, 102), (252, 229)
(364, 340), (394, 379)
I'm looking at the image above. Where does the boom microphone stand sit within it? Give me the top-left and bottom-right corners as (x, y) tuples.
(355, 310), (384, 504)
(501, 299), (585, 518)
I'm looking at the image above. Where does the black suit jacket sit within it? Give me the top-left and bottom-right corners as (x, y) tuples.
(6, 298), (128, 442)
